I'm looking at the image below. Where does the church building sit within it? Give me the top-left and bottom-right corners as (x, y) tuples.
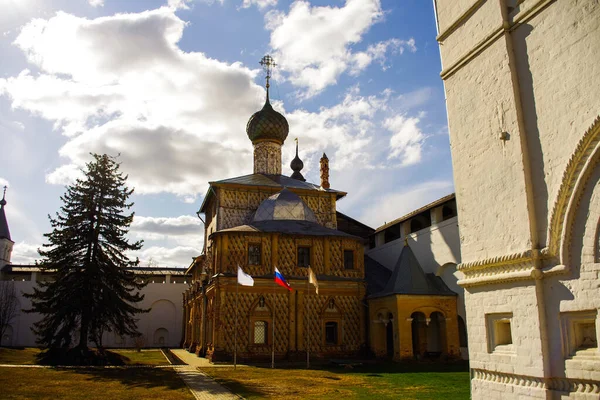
(182, 57), (367, 362)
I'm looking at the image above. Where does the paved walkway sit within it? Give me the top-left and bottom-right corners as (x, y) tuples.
(171, 350), (240, 400)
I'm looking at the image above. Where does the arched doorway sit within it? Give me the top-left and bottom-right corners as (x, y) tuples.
(385, 313), (394, 358)
(411, 312), (426, 357)
(427, 312), (446, 356)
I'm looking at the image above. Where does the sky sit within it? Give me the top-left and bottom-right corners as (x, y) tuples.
(0, 0), (454, 268)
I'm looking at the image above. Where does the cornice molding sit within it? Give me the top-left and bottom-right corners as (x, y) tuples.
(457, 250), (532, 272)
(472, 368), (600, 394)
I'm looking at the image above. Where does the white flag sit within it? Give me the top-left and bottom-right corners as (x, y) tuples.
(237, 266), (254, 286)
(308, 266), (318, 295)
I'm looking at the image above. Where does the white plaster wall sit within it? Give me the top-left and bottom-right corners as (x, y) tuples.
(443, 37), (533, 263)
(511, 0), (600, 248)
(437, 0), (503, 69)
(9, 278), (187, 348)
(465, 282), (545, 377)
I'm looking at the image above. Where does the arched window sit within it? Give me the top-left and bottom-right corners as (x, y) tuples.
(254, 321), (268, 344)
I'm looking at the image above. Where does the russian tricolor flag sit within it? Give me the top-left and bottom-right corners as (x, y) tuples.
(274, 267), (292, 291)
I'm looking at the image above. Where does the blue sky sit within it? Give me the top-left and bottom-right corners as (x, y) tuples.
(0, 0), (454, 267)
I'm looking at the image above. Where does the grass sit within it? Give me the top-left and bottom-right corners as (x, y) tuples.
(0, 366), (195, 400)
(0, 347), (42, 364)
(199, 361), (470, 400)
(0, 348), (169, 366)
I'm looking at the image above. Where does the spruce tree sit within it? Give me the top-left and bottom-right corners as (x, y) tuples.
(26, 154), (146, 351)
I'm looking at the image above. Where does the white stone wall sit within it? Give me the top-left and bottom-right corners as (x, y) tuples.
(435, 0), (600, 398)
(6, 276), (187, 348)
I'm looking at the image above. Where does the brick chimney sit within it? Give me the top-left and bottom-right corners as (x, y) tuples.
(320, 153), (330, 189)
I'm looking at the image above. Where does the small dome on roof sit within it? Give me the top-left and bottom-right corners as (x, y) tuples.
(253, 188), (317, 223)
(246, 99), (289, 144)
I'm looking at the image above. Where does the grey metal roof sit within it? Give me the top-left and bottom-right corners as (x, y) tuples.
(368, 244), (456, 298)
(364, 255), (392, 295)
(1, 264), (190, 275)
(213, 174), (345, 195)
(200, 173), (346, 213)
(253, 188), (317, 223)
(212, 219), (359, 239)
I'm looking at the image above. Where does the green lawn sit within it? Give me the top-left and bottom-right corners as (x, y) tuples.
(0, 348), (169, 366)
(0, 367), (195, 400)
(200, 361), (470, 400)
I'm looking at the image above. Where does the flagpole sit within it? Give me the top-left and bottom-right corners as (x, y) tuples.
(306, 268), (310, 369)
(234, 277), (238, 370)
(272, 268), (275, 369)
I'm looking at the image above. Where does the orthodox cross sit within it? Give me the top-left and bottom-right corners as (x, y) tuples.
(259, 55), (277, 98)
(2, 186), (6, 199)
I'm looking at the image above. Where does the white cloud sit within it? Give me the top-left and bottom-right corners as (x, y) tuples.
(133, 245), (200, 268)
(88, 0), (104, 7)
(10, 241), (40, 265)
(2, 8), (266, 198)
(131, 215), (202, 241)
(384, 114), (425, 166)
(266, 0), (415, 98)
(0, 177), (8, 188)
(241, 0), (277, 10)
(358, 180), (454, 228)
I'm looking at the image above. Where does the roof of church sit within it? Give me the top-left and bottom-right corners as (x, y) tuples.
(253, 188), (317, 223)
(211, 219), (359, 239)
(0, 192), (11, 241)
(368, 243), (456, 298)
(200, 173), (346, 213)
(364, 255), (392, 295)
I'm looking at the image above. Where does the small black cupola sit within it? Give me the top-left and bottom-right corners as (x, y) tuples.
(290, 138), (306, 181)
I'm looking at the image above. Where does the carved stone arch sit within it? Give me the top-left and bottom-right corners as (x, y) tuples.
(319, 296), (345, 317)
(248, 295), (273, 315)
(548, 116), (600, 264)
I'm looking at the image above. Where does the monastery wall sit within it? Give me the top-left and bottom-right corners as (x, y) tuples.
(4, 275), (186, 348)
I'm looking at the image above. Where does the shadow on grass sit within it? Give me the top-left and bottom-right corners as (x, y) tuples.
(63, 367), (189, 391)
(203, 376), (271, 398)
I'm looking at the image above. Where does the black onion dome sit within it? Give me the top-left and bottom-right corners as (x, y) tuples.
(290, 141), (305, 181)
(246, 99), (289, 144)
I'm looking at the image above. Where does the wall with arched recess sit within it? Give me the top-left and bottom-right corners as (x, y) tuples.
(543, 142), (600, 383)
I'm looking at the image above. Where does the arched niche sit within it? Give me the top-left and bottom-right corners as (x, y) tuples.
(548, 115), (600, 265)
(153, 328), (169, 346)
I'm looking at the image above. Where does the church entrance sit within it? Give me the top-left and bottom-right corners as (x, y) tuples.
(386, 316), (394, 358)
(411, 312), (426, 357)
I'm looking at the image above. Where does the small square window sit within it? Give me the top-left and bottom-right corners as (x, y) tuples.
(325, 321), (338, 345)
(486, 313), (514, 353)
(298, 246), (310, 267)
(344, 250), (354, 270)
(560, 310), (598, 358)
(248, 244), (261, 265)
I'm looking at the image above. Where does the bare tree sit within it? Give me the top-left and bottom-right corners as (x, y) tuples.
(0, 281), (19, 347)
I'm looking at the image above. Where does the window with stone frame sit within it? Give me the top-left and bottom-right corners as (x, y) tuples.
(560, 310), (598, 358)
(343, 250), (354, 270)
(297, 246), (311, 267)
(253, 320), (268, 344)
(248, 243), (261, 265)
(325, 321), (338, 345)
